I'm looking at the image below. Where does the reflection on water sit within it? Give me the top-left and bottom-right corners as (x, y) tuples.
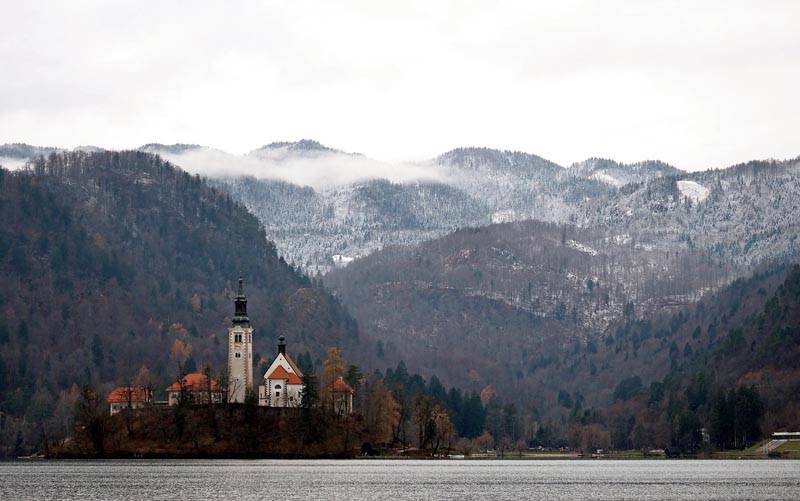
(1, 459), (799, 500)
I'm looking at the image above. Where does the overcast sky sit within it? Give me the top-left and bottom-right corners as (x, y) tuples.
(2, 1), (798, 170)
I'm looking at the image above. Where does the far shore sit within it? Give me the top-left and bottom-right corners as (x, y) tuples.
(9, 447), (799, 461)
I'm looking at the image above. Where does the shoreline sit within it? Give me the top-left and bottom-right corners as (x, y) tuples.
(9, 452), (797, 461)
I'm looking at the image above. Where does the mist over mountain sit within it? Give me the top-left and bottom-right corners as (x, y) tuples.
(5, 142), (798, 278)
(211, 144), (608, 273)
(211, 143), (800, 277)
(0, 143), (64, 171)
(135, 141), (444, 189)
(204, 143), (614, 273)
(0, 143), (107, 171)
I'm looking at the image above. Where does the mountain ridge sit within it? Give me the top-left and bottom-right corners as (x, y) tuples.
(5, 141), (799, 276)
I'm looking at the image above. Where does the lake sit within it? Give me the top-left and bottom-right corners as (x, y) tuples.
(1, 459), (799, 500)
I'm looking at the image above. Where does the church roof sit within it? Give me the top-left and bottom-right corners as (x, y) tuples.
(165, 373), (221, 393)
(328, 376), (354, 394)
(283, 353), (304, 378)
(107, 386), (152, 403)
(266, 365), (303, 385)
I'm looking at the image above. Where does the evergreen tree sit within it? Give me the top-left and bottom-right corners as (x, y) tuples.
(344, 364), (363, 389)
(300, 371), (319, 409)
(734, 386), (763, 447)
(458, 393), (486, 438)
(296, 351), (314, 374)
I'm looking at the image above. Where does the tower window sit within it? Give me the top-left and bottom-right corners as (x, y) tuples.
(234, 334), (242, 343)
(235, 352), (241, 358)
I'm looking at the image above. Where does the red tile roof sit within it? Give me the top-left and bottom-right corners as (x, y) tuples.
(283, 353), (304, 377)
(329, 377), (354, 394)
(165, 373), (221, 393)
(107, 386), (152, 403)
(266, 365), (303, 385)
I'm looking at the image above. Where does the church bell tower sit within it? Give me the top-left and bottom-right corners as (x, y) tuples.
(227, 276), (253, 403)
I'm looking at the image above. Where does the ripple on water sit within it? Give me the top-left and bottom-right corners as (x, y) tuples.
(1, 459), (799, 500)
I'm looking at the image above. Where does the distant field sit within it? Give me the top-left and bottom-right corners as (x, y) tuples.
(710, 440), (800, 459)
(776, 441), (800, 453)
(712, 442), (767, 459)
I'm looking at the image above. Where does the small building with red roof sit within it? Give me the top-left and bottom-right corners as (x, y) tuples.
(327, 377), (355, 415)
(165, 373), (223, 406)
(106, 386), (153, 416)
(258, 336), (305, 407)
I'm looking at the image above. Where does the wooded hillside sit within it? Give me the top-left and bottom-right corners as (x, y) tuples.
(0, 151), (359, 453)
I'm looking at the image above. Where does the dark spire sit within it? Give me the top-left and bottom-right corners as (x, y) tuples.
(232, 275), (249, 326)
(278, 335), (286, 355)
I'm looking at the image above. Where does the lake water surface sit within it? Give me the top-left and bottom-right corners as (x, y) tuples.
(1, 459), (799, 500)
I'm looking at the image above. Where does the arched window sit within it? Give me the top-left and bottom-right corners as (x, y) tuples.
(274, 384), (282, 389)
(235, 352), (241, 358)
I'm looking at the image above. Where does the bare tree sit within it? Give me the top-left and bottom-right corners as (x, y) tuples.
(75, 386), (107, 457)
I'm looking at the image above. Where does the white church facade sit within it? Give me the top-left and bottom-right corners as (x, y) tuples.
(258, 336), (305, 407)
(227, 277), (305, 407)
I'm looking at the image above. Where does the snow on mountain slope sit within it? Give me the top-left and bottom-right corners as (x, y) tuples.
(214, 176), (490, 274)
(579, 158), (800, 267)
(211, 145), (615, 274)
(677, 180), (710, 203)
(571, 158), (683, 187)
(566, 239), (599, 256)
(0, 157), (28, 170)
(434, 147), (614, 224)
(6, 141), (798, 281)
(109, 145), (800, 276)
(590, 171), (626, 187)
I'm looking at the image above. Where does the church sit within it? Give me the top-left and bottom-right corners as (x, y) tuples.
(227, 277), (306, 407)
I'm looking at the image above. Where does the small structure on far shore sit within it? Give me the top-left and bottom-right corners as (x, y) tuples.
(106, 386), (153, 416)
(761, 431), (800, 454)
(166, 373), (223, 406)
(328, 376), (355, 415)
